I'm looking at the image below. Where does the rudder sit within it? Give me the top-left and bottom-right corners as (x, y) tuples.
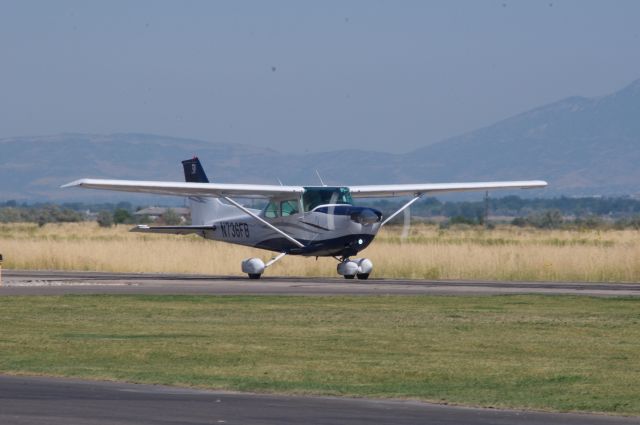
(182, 157), (209, 183)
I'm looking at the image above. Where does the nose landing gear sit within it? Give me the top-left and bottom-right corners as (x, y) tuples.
(337, 257), (373, 280)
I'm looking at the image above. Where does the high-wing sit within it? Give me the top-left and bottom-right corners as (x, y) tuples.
(61, 179), (304, 198)
(62, 178), (546, 199)
(348, 180), (547, 198)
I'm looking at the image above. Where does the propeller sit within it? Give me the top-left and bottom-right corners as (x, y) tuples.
(381, 196), (420, 241)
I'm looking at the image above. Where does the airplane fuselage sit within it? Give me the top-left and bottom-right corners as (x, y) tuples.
(200, 204), (382, 257)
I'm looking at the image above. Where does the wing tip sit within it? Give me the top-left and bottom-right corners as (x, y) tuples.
(528, 180), (548, 188)
(60, 179), (87, 189)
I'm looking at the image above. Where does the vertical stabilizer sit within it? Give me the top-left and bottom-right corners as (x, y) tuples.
(182, 157), (209, 183)
(181, 157), (240, 225)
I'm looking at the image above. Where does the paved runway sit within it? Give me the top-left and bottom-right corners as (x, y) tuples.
(0, 375), (637, 425)
(2, 270), (640, 297)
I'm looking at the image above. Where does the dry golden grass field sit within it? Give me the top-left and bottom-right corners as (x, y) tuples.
(1, 222), (640, 282)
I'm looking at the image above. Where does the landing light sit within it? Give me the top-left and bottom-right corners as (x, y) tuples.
(358, 238), (363, 245)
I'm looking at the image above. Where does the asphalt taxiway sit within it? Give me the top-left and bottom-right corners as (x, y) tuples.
(1, 270), (639, 297)
(0, 375), (637, 425)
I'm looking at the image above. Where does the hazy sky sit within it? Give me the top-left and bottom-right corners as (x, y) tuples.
(1, 0), (639, 153)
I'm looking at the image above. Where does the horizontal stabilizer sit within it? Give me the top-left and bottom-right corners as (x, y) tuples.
(130, 224), (215, 235)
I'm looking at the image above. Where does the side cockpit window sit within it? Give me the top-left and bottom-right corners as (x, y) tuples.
(302, 191), (322, 212)
(338, 187), (353, 205)
(280, 200), (299, 216)
(264, 199), (299, 218)
(264, 201), (279, 218)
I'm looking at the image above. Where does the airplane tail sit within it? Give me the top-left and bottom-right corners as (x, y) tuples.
(181, 157), (239, 225)
(181, 157), (210, 183)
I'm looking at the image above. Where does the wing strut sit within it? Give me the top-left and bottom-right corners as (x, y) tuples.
(381, 196), (422, 227)
(266, 252), (287, 267)
(222, 197), (305, 248)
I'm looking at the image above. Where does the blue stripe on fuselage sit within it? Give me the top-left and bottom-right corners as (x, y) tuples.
(313, 205), (357, 215)
(255, 234), (376, 257)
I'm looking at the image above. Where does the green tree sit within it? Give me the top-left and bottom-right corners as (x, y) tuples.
(0, 208), (22, 223)
(97, 210), (113, 228)
(113, 208), (132, 225)
(449, 215), (478, 226)
(511, 217), (527, 227)
(527, 210), (564, 229)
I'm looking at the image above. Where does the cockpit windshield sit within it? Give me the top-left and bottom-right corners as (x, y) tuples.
(302, 187), (353, 212)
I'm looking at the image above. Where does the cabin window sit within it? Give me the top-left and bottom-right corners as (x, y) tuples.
(264, 201), (279, 218)
(280, 200), (299, 216)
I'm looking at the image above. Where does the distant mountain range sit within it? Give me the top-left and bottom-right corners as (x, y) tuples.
(1, 79), (639, 201)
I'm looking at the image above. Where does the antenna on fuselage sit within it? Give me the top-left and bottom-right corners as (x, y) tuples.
(277, 178), (284, 186)
(315, 170), (327, 187)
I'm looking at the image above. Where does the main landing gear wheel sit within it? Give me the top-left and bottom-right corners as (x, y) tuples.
(337, 258), (373, 280)
(241, 253), (287, 279)
(242, 258), (266, 279)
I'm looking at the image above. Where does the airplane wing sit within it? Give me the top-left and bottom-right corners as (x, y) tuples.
(61, 179), (304, 199)
(348, 180), (547, 198)
(62, 178), (546, 198)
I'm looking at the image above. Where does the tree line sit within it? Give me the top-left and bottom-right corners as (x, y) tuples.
(373, 195), (640, 229)
(0, 201), (183, 227)
(2, 196), (640, 229)
(371, 195), (640, 219)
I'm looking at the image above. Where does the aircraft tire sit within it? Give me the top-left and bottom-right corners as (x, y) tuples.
(357, 273), (369, 280)
(248, 273), (261, 279)
(344, 275), (355, 279)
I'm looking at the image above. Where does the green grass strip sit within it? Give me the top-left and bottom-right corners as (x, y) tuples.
(0, 294), (639, 414)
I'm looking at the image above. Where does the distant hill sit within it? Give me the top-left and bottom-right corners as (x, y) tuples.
(404, 78), (640, 195)
(0, 133), (396, 201)
(0, 133), (280, 201)
(1, 79), (639, 201)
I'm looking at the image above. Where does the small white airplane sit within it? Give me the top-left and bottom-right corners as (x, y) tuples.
(63, 158), (547, 279)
